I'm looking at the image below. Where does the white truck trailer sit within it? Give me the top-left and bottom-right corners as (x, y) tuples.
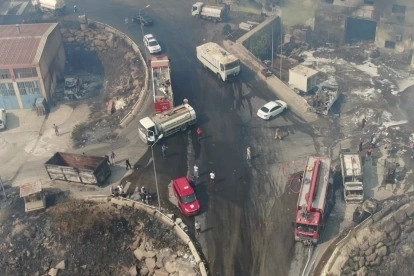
(196, 42), (240, 82)
(340, 151), (364, 204)
(191, 2), (229, 22)
(138, 101), (197, 144)
(32, 0), (66, 14)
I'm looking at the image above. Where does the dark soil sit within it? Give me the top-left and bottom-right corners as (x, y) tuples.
(0, 193), (185, 276)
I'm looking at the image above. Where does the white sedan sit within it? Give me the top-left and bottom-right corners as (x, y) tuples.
(257, 100), (288, 120)
(143, 34), (161, 54)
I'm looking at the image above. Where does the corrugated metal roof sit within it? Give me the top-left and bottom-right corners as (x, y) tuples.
(0, 23), (58, 66)
(20, 181), (42, 197)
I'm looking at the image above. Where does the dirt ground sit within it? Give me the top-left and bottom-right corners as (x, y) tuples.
(0, 189), (188, 276)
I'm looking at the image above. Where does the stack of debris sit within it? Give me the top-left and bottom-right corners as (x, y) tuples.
(307, 81), (339, 115)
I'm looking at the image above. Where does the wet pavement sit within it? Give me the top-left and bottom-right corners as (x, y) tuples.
(57, 0), (321, 275)
(0, 1), (341, 275)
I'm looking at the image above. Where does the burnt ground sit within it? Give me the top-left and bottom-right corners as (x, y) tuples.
(0, 189), (187, 276)
(57, 20), (146, 148)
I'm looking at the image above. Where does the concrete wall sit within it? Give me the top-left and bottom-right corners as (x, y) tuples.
(314, 4), (350, 44)
(38, 25), (66, 101)
(374, 0), (414, 52)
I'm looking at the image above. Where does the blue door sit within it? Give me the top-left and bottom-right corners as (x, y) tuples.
(0, 83), (20, 109)
(18, 81), (43, 109)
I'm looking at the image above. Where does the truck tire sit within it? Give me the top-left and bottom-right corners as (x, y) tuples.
(213, 18), (218, 23)
(181, 124), (188, 132)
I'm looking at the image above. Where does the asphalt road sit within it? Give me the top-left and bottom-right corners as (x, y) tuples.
(75, 0), (319, 275)
(3, 0), (320, 275)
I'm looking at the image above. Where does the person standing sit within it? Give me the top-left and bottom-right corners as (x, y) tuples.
(53, 124), (60, 136)
(195, 221), (201, 236)
(209, 171), (215, 185)
(366, 147), (373, 160)
(125, 159), (132, 170)
(125, 17), (129, 27)
(110, 151), (116, 165)
(359, 138), (364, 152)
(246, 147), (251, 160)
(361, 118), (367, 129)
(193, 165), (199, 179)
(299, 174), (303, 184)
(73, 5), (77, 13)
(161, 144), (168, 158)
(104, 154), (111, 165)
(196, 127), (203, 142)
(274, 128), (282, 140)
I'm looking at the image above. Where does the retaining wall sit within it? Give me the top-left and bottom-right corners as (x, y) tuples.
(317, 196), (411, 275)
(88, 20), (150, 128)
(87, 195), (208, 276)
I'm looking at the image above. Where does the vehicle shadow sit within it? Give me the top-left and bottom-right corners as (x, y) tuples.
(195, 181), (209, 215)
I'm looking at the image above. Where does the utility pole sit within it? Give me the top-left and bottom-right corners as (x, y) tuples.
(271, 20), (274, 69)
(279, 24), (283, 81)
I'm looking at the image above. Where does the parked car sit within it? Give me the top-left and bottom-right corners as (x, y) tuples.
(132, 14), (153, 26)
(171, 177), (200, 216)
(143, 34), (162, 54)
(257, 100), (288, 120)
(0, 109), (6, 130)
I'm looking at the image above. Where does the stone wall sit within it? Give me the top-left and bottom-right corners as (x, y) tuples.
(328, 198), (414, 276)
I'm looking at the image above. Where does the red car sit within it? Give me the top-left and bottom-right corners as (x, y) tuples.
(170, 177), (200, 216)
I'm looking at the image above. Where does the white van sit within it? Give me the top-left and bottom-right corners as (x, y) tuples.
(0, 109), (6, 130)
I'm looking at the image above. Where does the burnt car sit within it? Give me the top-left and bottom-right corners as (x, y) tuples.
(132, 14), (153, 26)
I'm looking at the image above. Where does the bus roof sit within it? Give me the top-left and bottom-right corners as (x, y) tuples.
(341, 153), (362, 177)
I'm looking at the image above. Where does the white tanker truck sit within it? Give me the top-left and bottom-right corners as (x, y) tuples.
(138, 100), (197, 144)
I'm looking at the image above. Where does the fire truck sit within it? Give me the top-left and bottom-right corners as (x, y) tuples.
(151, 56), (174, 113)
(294, 156), (332, 245)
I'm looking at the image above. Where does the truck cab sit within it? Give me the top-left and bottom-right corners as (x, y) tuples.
(295, 210), (321, 245)
(191, 2), (204, 16)
(138, 117), (157, 143)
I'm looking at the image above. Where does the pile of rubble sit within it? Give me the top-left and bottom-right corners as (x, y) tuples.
(0, 197), (197, 276)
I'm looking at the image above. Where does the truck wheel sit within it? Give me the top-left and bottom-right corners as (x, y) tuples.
(213, 19), (218, 23)
(181, 124), (188, 132)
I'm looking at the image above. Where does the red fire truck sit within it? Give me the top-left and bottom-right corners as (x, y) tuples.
(151, 56), (174, 113)
(294, 156), (332, 245)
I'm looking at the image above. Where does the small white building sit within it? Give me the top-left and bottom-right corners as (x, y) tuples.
(289, 65), (319, 93)
(20, 181), (46, 213)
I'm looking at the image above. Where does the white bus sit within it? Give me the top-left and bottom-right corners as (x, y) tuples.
(196, 42), (240, 81)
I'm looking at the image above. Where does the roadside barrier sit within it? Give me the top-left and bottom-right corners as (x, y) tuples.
(88, 20), (150, 128)
(86, 195), (208, 276)
(315, 195), (411, 275)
